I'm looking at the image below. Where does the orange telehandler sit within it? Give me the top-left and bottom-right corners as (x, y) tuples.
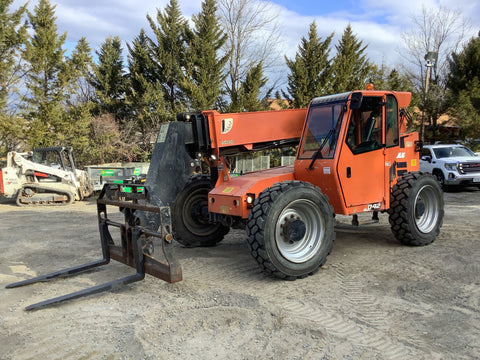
(7, 88), (444, 309)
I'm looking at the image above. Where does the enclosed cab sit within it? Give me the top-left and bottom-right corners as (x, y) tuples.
(189, 90), (443, 279)
(208, 90), (420, 218)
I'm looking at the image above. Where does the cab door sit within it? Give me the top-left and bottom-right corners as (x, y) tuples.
(337, 96), (386, 210)
(383, 94), (404, 190)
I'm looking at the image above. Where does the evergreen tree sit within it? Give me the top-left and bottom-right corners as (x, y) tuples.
(181, 0), (228, 111)
(283, 22), (334, 108)
(236, 62), (270, 112)
(147, 0), (190, 117)
(448, 34), (480, 99)
(62, 37), (94, 163)
(22, 0), (71, 149)
(89, 36), (125, 120)
(126, 29), (167, 158)
(0, 0), (27, 154)
(368, 65), (414, 92)
(69, 37), (94, 104)
(448, 34), (480, 143)
(331, 24), (371, 93)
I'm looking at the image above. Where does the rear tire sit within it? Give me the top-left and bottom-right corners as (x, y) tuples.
(172, 174), (229, 247)
(389, 172), (444, 246)
(246, 181), (335, 280)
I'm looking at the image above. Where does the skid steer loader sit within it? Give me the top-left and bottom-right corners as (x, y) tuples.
(0, 146), (93, 205)
(7, 87), (444, 310)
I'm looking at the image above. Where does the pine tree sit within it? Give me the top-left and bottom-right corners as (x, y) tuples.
(0, 0), (27, 154)
(237, 62), (270, 112)
(448, 34), (480, 142)
(22, 0), (71, 149)
(331, 24), (371, 93)
(69, 37), (94, 104)
(89, 36), (125, 120)
(284, 22), (334, 108)
(61, 37), (94, 164)
(147, 0), (189, 117)
(126, 29), (167, 158)
(181, 0), (228, 111)
(448, 34), (480, 99)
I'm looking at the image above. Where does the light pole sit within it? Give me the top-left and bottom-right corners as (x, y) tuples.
(421, 51), (438, 142)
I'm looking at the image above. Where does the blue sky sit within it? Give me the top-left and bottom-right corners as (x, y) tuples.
(11, 0), (480, 86)
(274, 0), (360, 16)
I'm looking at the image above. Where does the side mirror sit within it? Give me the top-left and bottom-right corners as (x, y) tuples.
(421, 155), (432, 163)
(350, 92), (363, 109)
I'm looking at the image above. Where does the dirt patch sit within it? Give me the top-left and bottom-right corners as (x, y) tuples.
(1, 188), (479, 359)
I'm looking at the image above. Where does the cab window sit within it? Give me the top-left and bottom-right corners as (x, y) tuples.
(346, 96), (383, 154)
(385, 95), (399, 147)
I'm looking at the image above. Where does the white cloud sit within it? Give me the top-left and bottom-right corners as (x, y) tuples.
(10, 0), (480, 86)
(271, 0), (479, 68)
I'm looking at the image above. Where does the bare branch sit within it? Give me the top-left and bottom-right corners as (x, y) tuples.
(217, 0), (283, 99)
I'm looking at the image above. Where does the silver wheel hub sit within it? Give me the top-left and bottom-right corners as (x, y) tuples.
(275, 199), (325, 263)
(414, 184), (439, 233)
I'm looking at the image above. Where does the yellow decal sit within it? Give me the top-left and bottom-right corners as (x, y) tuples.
(220, 205), (230, 214)
(222, 187), (234, 193)
(406, 141), (413, 147)
(411, 159), (417, 167)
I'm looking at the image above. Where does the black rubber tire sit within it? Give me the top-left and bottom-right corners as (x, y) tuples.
(172, 174), (229, 247)
(433, 169), (445, 189)
(388, 172), (444, 246)
(246, 180), (335, 280)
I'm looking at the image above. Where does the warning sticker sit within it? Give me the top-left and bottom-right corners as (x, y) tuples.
(156, 124), (169, 143)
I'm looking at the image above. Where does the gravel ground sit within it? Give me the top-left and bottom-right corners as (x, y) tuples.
(0, 187), (479, 360)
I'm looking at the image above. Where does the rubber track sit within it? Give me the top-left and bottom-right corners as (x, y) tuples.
(246, 180), (333, 280)
(16, 184), (75, 206)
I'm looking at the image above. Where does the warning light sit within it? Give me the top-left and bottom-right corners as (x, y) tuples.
(246, 193), (255, 208)
(366, 83), (374, 90)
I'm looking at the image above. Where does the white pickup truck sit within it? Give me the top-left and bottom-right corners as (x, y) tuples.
(420, 144), (480, 188)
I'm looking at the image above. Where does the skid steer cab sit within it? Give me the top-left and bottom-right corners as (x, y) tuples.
(7, 88), (444, 309)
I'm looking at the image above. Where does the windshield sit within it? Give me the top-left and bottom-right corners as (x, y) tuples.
(433, 146), (475, 158)
(298, 103), (344, 159)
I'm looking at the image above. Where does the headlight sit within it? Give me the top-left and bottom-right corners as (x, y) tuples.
(444, 163), (457, 171)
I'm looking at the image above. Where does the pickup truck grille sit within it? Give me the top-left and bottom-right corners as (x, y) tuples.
(458, 162), (480, 174)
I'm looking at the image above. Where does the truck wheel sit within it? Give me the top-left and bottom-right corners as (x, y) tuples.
(389, 172), (444, 246)
(246, 181), (335, 280)
(433, 169), (445, 188)
(172, 174), (229, 247)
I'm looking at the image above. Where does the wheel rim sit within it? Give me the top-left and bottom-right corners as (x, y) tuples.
(182, 188), (217, 236)
(275, 199), (325, 263)
(414, 184), (440, 233)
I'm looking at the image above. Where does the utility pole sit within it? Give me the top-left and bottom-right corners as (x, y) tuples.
(421, 51), (438, 143)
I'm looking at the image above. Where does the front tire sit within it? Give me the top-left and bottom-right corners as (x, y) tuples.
(172, 174), (229, 247)
(389, 172), (444, 246)
(433, 169), (445, 189)
(246, 181), (335, 280)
